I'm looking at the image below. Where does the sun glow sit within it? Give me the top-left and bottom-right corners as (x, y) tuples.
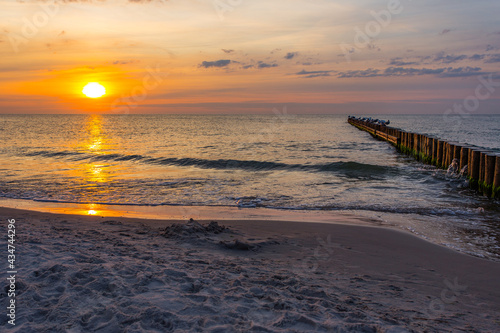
(82, 82), (106, 98)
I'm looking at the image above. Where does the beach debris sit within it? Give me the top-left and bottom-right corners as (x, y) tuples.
(162, 218), (226, 238)
(220, 239), (255, 251)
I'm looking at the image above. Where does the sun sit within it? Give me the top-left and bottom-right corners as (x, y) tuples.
(82, 82), (106, 98)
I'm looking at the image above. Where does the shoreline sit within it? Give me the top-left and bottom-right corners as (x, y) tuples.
(2, 197), (498, 263)
(0, 197), (393, 225)
(1, 206), (499, 331)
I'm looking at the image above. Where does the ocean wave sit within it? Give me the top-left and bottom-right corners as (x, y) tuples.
(22, 150), (399, 177)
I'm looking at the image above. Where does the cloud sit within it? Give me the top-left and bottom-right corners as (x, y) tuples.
(295, 69), (334, 78)
(284, 52), (298, 60)
(439, 28), (453, 35)
(469, 54), (486, 61)
(438, 67), (484, 78)
(384, 67), (446, 76)
(337, 67), (485, 78)
(485, 54), (500, 63)
(389, 58), (419, 66)
(112, 60), (137, 65)
(257, 62), (278, 69)
(200, 59), (231, 68)
(486, 44), (497, 52)
(434, 53), (467, 64)
(337, 69), (380, 78)
(221, 49), (234, 54)
(407, 52), (492, 65)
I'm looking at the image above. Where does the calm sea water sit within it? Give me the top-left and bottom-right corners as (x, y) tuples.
(0, 114), (499, 259)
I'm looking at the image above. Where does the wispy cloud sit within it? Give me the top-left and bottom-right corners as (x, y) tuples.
(284, 52), (298, 60)
(338, 69), (380, 78)
(438, 67), (484, 78)
(257, 62), (278, 69)
(112, 60), (138, 65)
(469, 54), (486, 61)
(389, 52), (496, 67)
(485, 54), (500, 63)
(486, 45), (497, 52)
(389, 58), (419, 66)
(295, 70), (334, 78)
(200, 60), (231, 68)
(434, 53), (467, 64)
(439, 28), (453, 35)
(338, 67), (486, 78)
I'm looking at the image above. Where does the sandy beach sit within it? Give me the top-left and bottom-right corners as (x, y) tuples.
(1, 207), (499, 332)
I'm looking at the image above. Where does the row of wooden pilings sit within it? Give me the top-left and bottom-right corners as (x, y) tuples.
(347, 117), (500, 199)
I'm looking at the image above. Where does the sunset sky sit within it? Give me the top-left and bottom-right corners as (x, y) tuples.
(1, 0), (499, 114)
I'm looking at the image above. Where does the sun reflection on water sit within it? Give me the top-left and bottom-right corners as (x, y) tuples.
(86, 115), (105, 153)
(85, 204), (101, 216)
(69, 114), (117, 209)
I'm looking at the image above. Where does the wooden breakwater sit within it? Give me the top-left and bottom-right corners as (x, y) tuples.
(347, 117), (500, 199)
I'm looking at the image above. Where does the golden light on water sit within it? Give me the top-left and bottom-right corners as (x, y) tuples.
(85, 115), (108, 153)
(86, 203), (98, 215)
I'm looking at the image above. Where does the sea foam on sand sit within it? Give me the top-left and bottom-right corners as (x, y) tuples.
(1, 207), (499, 332)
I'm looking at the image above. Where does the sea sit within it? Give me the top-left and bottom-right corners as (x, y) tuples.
(1, 114), (499, 260)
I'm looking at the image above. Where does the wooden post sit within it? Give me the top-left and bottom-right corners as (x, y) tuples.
(437, 140), (444, 168)
(417, 134), (425, 161)
(443, 142), (450, 168)
(427, 137), (434, 162)
(411, 133), (415, 153)
(414, 133), (420, 159)
(421, 136), (428, 160)
(425, 137), (430, 161)
(452, 143), (462, 166)
(494, 155), (500, 198)
(484, 154), (496, 196)
(460, 146), (469, 172)
(468, 148), (472, 177)
(446, 142), (459, 168)
(469, 149), (480, 189)
(447, 143), (454, 167)
(422, 135), (427, 156)
(479, 152), (487, 194)
(432, 138), (439, 165)
(422, 136), (429, 162)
